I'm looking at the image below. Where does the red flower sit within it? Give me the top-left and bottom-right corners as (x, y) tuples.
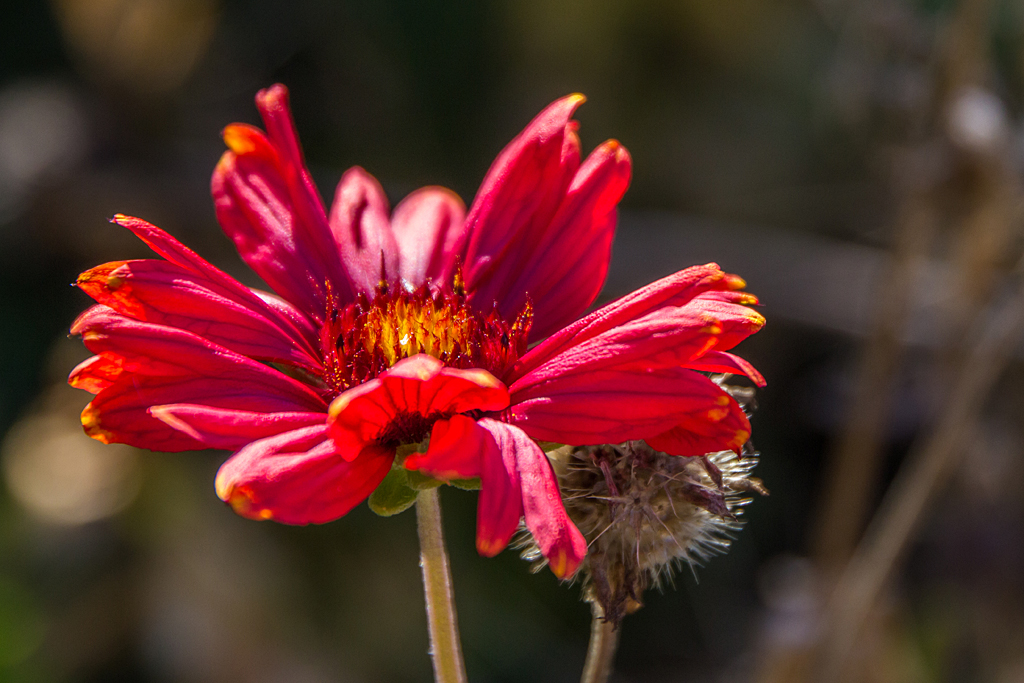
(70, 85), (764, 579)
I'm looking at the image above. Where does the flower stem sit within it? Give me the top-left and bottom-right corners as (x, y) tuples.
(581, 602), (620, 683)
(415, 487), (468, 683)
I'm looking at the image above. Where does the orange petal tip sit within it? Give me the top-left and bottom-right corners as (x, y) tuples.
(723, 274), (747, 290)
(81, 404), (114, 444)
(222, 124), (262, 155)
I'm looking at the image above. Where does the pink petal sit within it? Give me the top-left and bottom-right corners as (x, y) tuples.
(516, 299), (765, 383)
(72, 308), (327, 451)
(403, 414), (484, 481)
(462, 96), (583, 321)
(111, 214), (319, 343)
(149, 405), (326, 450)
(81, 368), (328, 452)
(512, 263), (753, 381)
(77, 259), (321, 372)
(685, 350), (767, 387)
(215, 425), (394, 524)
(327, 167), (399, 294)
(474, 419), (523, 558)
(390, 186), (467, 288)
(327, 355), (509, 459)
(502, 140), (632, 339)
(212, 85), (353, 316)
(479, 419), (586, 578)
(644, 392), (752, 456)
(509, 366), (752, 457)
(68, 356), (123, 394)
(72, 307), (325, 411)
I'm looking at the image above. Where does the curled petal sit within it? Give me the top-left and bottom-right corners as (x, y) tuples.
(513, 263), (750, 381)
(215, 425), (394, 524)
(149, 405), (326, 450)
(69, 355), (124, 394)
(509, 366), (752, 457)
(72, 309), (326, 451)
(390, 187), (467, 288)
(328, 167), (399, 294)
(504, 140), (631, 339)
(478, 419), (585, 578)
(463, 96), (583, 323)
(685, 350), (766, 387)
(516, 298), (765, 383)
(72, 307), (325, 411)
(327, 354), (509, 459)
(404, 414), (484, 481)
(77, 259), (321, 371)
(644, 395), (752, 456)
(110, 214), (319, 343)
(474, 419), (522, 558)
(212, 85), (352, 315)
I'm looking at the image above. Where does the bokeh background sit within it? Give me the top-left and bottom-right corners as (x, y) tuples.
(3, 0), (1024, 681)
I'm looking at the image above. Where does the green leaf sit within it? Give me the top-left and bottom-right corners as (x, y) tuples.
(537, 441), (566, 452)
(367, 468), (418, 516)
(449, 477), (482, 491)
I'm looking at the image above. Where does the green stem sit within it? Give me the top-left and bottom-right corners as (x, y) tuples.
(416, 487), (468, 683)
(580, 602), (620, 683)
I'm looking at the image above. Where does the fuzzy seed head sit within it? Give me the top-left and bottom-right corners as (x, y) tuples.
(528, 442), (766, 623)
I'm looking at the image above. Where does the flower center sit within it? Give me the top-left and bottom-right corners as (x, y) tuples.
(319, 277), (532, 397)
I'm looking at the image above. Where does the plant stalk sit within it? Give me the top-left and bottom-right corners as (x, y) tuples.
(416, 488), (468, 683)
(581, 602), (620, 683)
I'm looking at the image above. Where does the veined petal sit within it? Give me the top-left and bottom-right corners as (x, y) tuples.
(515, 298), (765, 383)
(72, 307), (326, 411)
(110, 214), (319, 345)
(511, 263), (754, 381)
(504, 140), (632, 339)
(215, 425), (394, 524)
(327, 354), (510, 459)
(474, 419), (522, 558)
(644, 397), (751, 457)
(403, 414), (484, 481)
(390, 187), (467, 288)
(72, 308), (327, 451)
(212, 85), (353, 316)
(462, 95), (583, 323)
(478, 419), (586, 578)
(686, 350), (767, 387)
(328, 167), (399, 294)
(149, 405), (326, 450)
(509, 366), (752, 457)
(77, 259), (321, 371)
(68, 355), (124, 394)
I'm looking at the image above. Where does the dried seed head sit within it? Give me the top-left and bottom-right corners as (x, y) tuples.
(519, 379), (766, 624)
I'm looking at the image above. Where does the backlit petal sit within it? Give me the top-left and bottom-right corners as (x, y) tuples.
(212, 85), (352, 315)
(73, 308), (327, 451)
(509, 366), (752, 457)
(514, 263), (749, 380)
(503, 140), (631, 339)
(77, 259), (321, 371)
(215, 425), (394, 524)
(479, 419), (585, 578)
(685, 350), (767, 387)
(474, 419), (523, 558)
(462, 96), (583, 325)
(149, 405), (325, 450)
(328, 167), (399, 294)
(110, 214), (319, 343)
(390, 187), (467, 288)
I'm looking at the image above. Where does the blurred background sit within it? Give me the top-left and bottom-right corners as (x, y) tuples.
(2, 0), (1024, 681)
